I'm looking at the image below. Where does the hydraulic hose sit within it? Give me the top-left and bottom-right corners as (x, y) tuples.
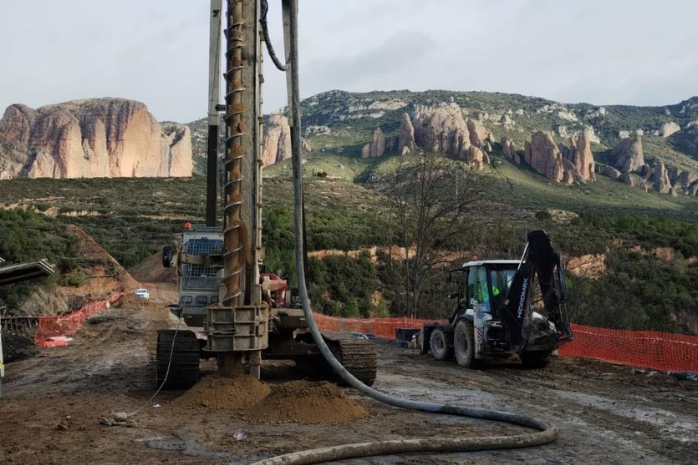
(251, 1), (559, 464)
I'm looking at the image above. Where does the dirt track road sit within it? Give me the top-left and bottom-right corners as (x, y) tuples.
(1, 299), (697, 465)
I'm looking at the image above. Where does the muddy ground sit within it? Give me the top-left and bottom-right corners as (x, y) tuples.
(1, 292), (697, 465)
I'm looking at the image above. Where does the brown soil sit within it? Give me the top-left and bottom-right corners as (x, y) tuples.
(128, 251), (176, 283)
(256, 381), (370, 425)
(113, 293), (150, 309)
(173, 376), (271, 410)
(3, 296), (698, 464)
(68, 225), (139, 290)
(173, 377), (368, 425)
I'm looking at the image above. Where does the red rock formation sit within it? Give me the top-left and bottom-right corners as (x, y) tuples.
(651, 162), (673, 194)
(262, 114), (292, 166)
(397, 112), (415, 154)
(361, 127), (386, 159)
(501, 137), (520, 164)
(568, 128), (596, 181)
(463, 146), (485, 170)
(524, 132), (576, 184)
(0, 99), (192, 179)
(466, 119), (493, 147)
(612, 136), (645, 173)
(412, 103), (471, 157)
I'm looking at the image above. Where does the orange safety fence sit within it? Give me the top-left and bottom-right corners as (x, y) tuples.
(558, 323), (698, 373)
(314, 314), (698, 373)
(34, 293), (124, 347)
(313, 313), (445, 340)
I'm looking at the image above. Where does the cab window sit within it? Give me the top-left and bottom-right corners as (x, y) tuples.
(467, 266), (491, 312)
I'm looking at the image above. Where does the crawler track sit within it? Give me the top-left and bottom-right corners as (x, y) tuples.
(322, 332), (377, 386)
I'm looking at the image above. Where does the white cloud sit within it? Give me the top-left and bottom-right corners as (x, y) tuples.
(0, 0), (696, 122)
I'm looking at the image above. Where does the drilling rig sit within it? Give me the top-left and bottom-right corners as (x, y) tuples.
(156, 0), (377, 388)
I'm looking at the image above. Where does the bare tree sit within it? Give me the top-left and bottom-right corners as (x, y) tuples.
(383, 153), (483, 319)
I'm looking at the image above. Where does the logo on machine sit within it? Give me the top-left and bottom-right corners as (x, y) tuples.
(517, 278), (529, 319)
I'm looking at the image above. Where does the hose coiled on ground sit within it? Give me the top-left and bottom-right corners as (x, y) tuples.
(251, 1), (559, 463)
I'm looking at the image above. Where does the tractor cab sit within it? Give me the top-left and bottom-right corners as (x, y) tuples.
(451, 260), (520, 322)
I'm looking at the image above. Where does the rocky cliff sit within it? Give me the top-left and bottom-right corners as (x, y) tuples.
(412, 103), (471, 158)
(262, 114), (292, 167)
(524, 132), (579, 184)
(361, 128), (386, 159)
(261, 114), (314, 166)
(357, 104), (494, 170)
(605, 136), (698, 196)
(0, 99), (192, 179)
(243, 90), (698, 195)
(519, 128), (596, 184)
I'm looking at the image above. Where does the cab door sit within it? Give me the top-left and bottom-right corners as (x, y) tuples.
(467, 266), (491, 358)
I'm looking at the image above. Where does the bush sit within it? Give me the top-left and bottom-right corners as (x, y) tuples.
(535, 210), (552, 221)
(0, 209), (80, 312)
(60, 269), (89, 287)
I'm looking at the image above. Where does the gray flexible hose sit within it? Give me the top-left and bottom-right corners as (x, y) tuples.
(251, 1), (558, 464)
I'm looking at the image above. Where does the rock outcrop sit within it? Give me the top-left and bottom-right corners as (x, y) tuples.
(412, 103), (471, 158)
(262, 114), (292, 167)
(651, 162), (674, 195)
(501, 137), (520, 164)
(520, 130), (595, 184)
(656, 122), (681, 138)
(622, 173), (648, 191)
(397, 113), (415, 154)
(462, 146), (486, 170)
(361, 127), (386, 159)
(466, 119), (492, 147)
(524, 132), (580, 184)
(612, 136), (645, 173)
(603, 135), (698, 196)
(566, 128), (596, 181)
(597, 164), (622, 180)
(0, 99), (193, 179)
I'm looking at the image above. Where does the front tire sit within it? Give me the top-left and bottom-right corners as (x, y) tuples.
(454, 320), (476, 368)
(429, 328), (452, 361)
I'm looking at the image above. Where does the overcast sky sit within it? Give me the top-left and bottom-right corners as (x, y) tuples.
(1, 0), (696, 123)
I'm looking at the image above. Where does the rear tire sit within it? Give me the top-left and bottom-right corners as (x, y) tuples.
(454, 320), (476, 368)
(429, 328), (452, 361)
(521, 351), (551, 369)
(156, 330), (200, 389)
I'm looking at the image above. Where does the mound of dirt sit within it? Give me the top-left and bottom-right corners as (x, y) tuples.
(173, 376), (271, 410)
(172, 377), (369, 425)
(112, 294), (150, 309)
(128, 250), (175, 283)
(256, 381), (370, 425)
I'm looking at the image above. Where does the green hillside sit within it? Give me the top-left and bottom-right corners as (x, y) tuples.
(4, 90), (698, 334)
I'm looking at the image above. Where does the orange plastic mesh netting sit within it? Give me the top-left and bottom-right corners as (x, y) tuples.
(314, 314), (698, 373)
(34, 293), (124, 346)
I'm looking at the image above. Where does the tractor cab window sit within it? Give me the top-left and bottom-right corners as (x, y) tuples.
(488, 267), (517, 312)
(467, 266), (491, 312)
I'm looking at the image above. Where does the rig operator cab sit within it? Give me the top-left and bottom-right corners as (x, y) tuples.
(163, 224), (224, 327)
(419, 230), (573, 369)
